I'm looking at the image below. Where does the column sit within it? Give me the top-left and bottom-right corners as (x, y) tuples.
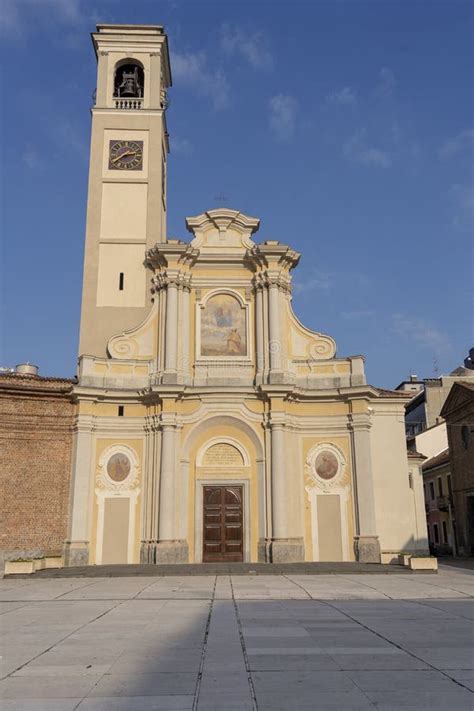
(255, 284), (264, 382)
(269, 414), (305, 562)
(268, 281), (281, 372)
(182, 284), (191, 383)
(163, 277), (178, 382)
(155, 415), (188, 563)
(64, 416), (94, 566)
(350, 415), (381, 562)
(140, 416), (159, 563)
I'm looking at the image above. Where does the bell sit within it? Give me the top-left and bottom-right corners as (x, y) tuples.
(117, 67), (143, 98)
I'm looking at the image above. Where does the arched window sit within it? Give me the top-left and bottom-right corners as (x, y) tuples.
(113, 61), (144, 98)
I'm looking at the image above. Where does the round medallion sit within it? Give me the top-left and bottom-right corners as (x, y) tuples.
(106, 453), (131, 482)
(314, 450), (339, 480)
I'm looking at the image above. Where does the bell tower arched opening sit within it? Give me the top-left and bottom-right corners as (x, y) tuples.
(113, 60), (144, 98)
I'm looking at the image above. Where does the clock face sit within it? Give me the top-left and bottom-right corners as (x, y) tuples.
(108, 140), (143, 170)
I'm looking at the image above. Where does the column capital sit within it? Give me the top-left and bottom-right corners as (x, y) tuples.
(268, 412), (286, 428)
(347, 412), (372, 431)
(160, 413), (178, 429)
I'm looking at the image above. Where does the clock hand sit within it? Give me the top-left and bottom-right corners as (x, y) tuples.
(111, 150), (136, 163)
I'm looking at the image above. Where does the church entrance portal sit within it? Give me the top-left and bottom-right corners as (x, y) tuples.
(203, 486), (244, 562)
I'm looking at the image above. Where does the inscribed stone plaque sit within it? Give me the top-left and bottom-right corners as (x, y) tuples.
(203, 443), (244, 467)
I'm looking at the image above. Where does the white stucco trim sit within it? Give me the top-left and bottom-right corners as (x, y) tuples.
(95, 444), (141, 565)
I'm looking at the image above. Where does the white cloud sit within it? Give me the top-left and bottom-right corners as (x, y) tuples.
(343, 131), (391, 168)
(449, 183), (474, 230)
(393, 314), (452, 355)
(439, 128), (474, 158)
(22, 146), (43, 170)
(220, 23), (272, 70)
(374, 67), (397, 99)
(326, 86), (357, 105)
(293, 270), (334, 294)
(172, 51), (229, 111)
(170, 135), (193, 155)
(269, 94), (298, 142)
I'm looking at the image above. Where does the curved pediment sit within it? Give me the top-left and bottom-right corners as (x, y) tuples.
(186, 208), (260, 252)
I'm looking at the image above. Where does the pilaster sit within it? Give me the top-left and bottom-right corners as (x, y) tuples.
(155, 413), (188, 563)
(269, 412), (304, 562)
(64, 415), (95, 566)
(349, 411), (381, 563)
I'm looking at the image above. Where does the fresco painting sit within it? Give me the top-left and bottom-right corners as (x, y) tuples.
(201, 294), (247, 356)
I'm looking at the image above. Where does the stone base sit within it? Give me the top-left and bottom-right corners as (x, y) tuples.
(140, 541), (157, 564)
(154, 540), (189, 564)
(270, 538), (305, 563)
(258, 538), (270, 562)
(63, 542), (89, 567)
(355, 535), (381, 563)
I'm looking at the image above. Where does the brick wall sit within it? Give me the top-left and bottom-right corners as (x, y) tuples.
(0, 374), (75, 557)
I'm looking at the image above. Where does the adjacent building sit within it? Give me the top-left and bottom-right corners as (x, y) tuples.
(440, 382), (474, 557)
(0, 366), (74, 561)
(396, 367), (474, 437)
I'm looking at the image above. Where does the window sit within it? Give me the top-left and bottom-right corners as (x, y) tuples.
(447, 474), (453, 498)
(442, 520), (448, 544)
(437, 477), (443, 497)
(119, 273), (124, 291)
(429, 481), (435, 500)
(118, 405), (124, 417)
(433, 523), (440, 544)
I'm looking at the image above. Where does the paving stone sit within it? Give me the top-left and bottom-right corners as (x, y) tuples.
(364, 689), (474, 708)
(78, 696), (194, 709)
(88, 672), (197, 697)
(347, 669), (463, 691)
(0, 675), (102, 699)
(255, 690), (374, 709)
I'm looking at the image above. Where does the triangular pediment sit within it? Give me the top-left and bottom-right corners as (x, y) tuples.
(440, 381), (474, 418)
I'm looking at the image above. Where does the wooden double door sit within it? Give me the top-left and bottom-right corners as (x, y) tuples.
(203, 486), (244, 562)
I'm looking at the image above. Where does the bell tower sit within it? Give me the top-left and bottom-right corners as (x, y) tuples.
(78, 25), (171, 357)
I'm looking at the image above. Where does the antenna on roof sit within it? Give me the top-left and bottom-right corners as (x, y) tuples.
(433, 356), (439, 376)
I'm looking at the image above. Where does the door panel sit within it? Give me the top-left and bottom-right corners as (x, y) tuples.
(102, 497), (130, 564)
(203, 486), (243, 562)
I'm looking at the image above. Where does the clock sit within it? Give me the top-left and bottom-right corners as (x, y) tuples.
(108, 140), (143, 170)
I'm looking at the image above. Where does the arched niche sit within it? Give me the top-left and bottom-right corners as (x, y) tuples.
(198, 290), (248, 358)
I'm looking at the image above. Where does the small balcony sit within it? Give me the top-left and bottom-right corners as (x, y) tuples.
(114, 98), (143, 110)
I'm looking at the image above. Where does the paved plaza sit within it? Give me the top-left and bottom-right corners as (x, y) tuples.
(1, 566), (473, 710)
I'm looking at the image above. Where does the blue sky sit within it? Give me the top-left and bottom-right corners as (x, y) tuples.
(1, 0), (472, 387)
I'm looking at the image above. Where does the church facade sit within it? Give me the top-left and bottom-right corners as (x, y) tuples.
(65, 24), (428, 567)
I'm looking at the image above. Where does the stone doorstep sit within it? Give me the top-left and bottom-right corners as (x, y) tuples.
(5, 560), (441, 578)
